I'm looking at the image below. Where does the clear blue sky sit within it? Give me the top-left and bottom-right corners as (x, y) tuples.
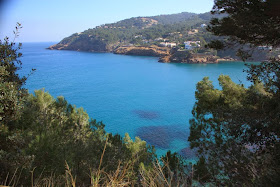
(0, 0), (214, 42)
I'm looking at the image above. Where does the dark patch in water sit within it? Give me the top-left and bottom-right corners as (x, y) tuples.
(136, 126), (171, 149)
(132, 110), (160, 120)
(136, 125), (189, 149)
(179, 147), (197, 159)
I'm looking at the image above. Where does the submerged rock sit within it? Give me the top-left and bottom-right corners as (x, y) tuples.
(132, 110), (160, 120)
(136, 126), (171, 149)
(136, 125), (189, 149)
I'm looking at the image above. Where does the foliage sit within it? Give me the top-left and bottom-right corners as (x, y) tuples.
(160, 151), (190, 183)
(0, 27), (160, 186)
(189, 60), (280, 185)
(140, 157), (192, 187)
(188, 1), (280, 186)
(53, 12), (210, 51)
(152, 12), (197, 25)
(0, 23), (35, 182)
(207, 0), (280, 59)
(1, 89), (158, 186)
(0, 23), (27, 123)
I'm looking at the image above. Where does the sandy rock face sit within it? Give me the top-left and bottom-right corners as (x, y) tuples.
(159, 53), (219, 63)
(113, 46), (170, 57)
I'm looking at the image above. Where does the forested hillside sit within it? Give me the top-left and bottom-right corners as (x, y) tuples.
(49, 11), (277, 62)
(48, 12), (211, 52)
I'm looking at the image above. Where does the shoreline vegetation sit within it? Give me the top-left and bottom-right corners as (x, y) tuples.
(48, 44), (237, 63)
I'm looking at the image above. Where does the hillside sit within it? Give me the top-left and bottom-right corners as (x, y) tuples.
(48, 12), (210, 52)
(48, 11), (276, 62)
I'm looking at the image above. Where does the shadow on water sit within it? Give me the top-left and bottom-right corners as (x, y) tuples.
(132, 110), (160, 120)
(136, 124), (189, 149)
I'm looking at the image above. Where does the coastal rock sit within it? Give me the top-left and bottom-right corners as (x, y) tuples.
(113, 46), (170, 57)
(217, 56), (237, 62)
(159, 52), (219, 63)
(187, 54), (218, 63)
(158, 55), (172, 62)
(114, 47), (219, 63)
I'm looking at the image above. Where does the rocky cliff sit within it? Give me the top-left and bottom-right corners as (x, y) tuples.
(186, 54), (218, 63)
(114, 46), (219, 63)
(113, 46), (170, 57)
(159, 50), (219, 63)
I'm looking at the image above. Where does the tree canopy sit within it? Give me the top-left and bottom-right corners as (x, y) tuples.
(189, 64), (280, 185)
(189, 0), (280, 185)
(207, 0), (280, 59)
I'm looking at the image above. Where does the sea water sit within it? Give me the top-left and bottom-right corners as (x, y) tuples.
(19, 42), (250, 158)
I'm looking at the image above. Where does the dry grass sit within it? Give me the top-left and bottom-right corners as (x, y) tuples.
(140, 159), (192, 187)
(1, 137), (193, 187)
(1, 168), (23, 187)
(1, 161), (192, 187)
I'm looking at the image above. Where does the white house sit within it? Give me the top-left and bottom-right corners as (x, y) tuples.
(159, 42), (177, 48)
(154, 37), (163, 41)
(184, 41), (201, 50)
(201, 24), (207, 28)
(167, 43), (176, 48)
(184, 42), (192, 50)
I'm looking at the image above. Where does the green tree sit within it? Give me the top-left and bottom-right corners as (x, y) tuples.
(189, 64), (280, 185)
(21, 89), (154, 185)
(207, 0), (280, 59)
(160, 151), (188, 182)
(189, 0), (280, 185)
(0, 23), (35, 180)
(0, 23), (28, 123)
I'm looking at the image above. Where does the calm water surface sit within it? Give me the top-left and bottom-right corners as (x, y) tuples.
(20, 42), (250, 158)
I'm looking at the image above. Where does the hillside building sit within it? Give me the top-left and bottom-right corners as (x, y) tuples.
(159, 42), (177, 48)
(184, 41), (201, 50)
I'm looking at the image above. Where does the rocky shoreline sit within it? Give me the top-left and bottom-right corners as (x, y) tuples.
(113, 45), (170, 57)
(48, 44), (237, 63)
(113, 46), (222, 63)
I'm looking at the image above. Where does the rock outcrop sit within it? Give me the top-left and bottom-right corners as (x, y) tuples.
(113, 46), (170, 57)
(217, 57), (237, 62)
(159, 51), (219, 63)
(114, 46), (220, 63)
(186, 54), (219, 63)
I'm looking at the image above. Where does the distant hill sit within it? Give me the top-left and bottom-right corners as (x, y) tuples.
(48, 12), (213, 52)
(48, 11), (274, 62)
(150, 12), (197, 24)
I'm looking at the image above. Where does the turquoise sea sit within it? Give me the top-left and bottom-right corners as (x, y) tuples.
(20, 42), (250, 158)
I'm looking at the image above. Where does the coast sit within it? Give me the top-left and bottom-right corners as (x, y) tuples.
(48, 43), (224, 63)
(114, 46), (221, 63)
(113, 45), (170, 57)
